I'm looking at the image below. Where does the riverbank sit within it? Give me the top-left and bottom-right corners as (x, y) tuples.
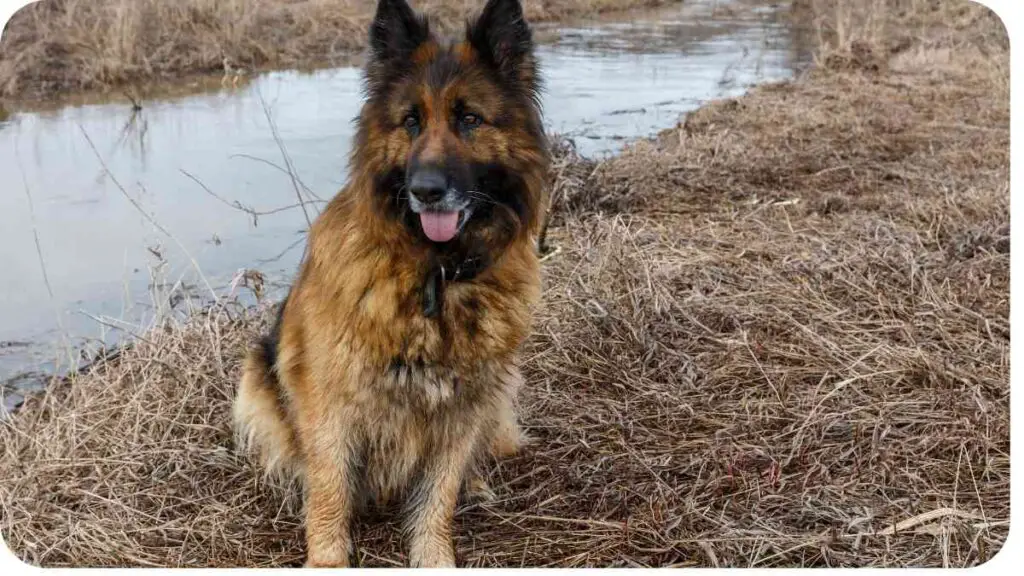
(0, 0), (681, 101)
(0, 0), (1009, 567)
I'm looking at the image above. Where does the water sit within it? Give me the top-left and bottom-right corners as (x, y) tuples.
(0, 0), (808, 403)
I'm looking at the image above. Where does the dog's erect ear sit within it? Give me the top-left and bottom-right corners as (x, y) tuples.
(369, 0), (430, 66)
(467, 0), (536, 90)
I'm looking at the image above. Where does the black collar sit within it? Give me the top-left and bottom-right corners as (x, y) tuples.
(421, 253), (487, 318)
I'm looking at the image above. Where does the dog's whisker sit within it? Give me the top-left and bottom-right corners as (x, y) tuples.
(465, 191), (500, 206)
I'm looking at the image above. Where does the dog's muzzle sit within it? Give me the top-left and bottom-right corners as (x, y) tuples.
(407, 167), (471, 242)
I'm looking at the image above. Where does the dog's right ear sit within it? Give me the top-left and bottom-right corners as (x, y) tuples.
(369, 0), (430, 65)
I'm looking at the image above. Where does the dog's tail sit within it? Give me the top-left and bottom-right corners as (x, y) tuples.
(233, 335), (302, 482)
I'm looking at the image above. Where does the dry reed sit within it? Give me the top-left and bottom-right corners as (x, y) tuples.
(0, 0), (680, 100)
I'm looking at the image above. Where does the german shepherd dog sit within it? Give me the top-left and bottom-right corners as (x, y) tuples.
(232, 0), (548, 567)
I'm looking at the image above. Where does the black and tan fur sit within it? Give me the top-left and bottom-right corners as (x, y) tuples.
(232, 0), (549, 567)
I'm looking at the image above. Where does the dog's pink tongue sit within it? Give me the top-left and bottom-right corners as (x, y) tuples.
(419, 211), (460, 242)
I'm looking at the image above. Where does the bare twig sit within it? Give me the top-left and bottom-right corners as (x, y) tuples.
(79, 126), (219, 303)
(179, 169), (322, 227)
(255, 89), (313, 227)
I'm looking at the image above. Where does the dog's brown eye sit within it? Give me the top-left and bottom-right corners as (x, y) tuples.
(461, 113), (482, 128)
(403, 114), (419, 130)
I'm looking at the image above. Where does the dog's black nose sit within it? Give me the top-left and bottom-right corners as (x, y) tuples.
(408, 168), (447, 205)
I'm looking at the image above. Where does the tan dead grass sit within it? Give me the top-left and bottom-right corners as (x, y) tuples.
(0, 0), (679, 100)
(0, 0), (1009, 568)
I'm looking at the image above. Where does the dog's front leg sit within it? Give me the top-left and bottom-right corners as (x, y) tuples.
(299, 407), (357, 568)
(405, 423), (481, 567)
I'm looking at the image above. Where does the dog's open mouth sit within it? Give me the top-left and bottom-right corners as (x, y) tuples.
(419, 210), (469, 243)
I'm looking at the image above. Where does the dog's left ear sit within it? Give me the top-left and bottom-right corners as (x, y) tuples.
(467, 0), (536, 91)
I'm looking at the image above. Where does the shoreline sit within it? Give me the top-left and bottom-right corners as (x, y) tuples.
(0, 0), (684, 104)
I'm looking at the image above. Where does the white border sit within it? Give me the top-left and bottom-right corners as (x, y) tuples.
(998, 0), (1020, 572)
(0, 0), (1019, 573)
(981, 1), (1019, 576)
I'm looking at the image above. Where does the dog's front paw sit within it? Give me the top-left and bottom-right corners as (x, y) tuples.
(304, 542), (352, 568)
(409, 538), (456, 568)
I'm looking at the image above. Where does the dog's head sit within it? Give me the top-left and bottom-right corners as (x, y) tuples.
(354, 0), (548, 266)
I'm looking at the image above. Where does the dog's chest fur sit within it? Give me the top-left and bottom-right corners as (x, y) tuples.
(315, 249), (535, 376)
(283, 216), (538, 505)
(298, 270), (525, 503)
(343, 358), (509, 505)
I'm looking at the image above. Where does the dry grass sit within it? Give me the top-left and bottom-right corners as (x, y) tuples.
(0, 0), (679, 100)
(0, 0), (1009, 568)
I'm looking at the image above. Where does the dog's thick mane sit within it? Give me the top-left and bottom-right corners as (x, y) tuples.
(315, 0), (551, 318)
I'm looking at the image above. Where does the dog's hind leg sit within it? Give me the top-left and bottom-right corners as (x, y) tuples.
(461, 389), (526, 504)
(461, 458), (497, 504)
(489, 365), (529, 458)
(232, 344), (301, 481)
(489, 393), (526, 458)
